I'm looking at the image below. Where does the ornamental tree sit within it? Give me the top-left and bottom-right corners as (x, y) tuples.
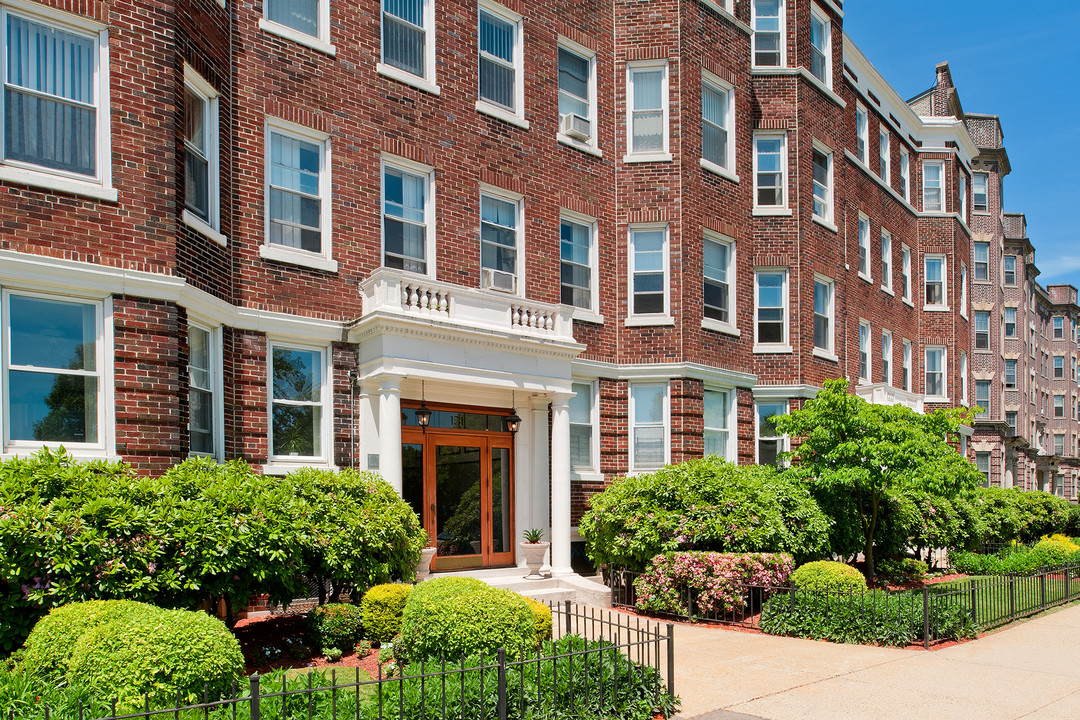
(773, 378), (982, 580)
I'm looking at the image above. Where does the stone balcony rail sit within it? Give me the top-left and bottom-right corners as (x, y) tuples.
(855, 382), (925, 413)
(359, 268), (577, 344)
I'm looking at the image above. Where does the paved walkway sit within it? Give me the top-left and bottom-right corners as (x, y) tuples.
(669, 601), (1080, 720)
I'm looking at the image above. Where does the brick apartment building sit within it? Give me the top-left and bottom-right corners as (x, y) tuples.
(0, 0), (1071, 571)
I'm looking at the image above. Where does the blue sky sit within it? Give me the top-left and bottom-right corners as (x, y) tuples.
(843, 1), (1080, 289)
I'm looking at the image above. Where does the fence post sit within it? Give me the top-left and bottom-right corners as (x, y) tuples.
(564, 600), (572, 635)
(922, 587), (930, 650)
(1009, 577), (1015, 620)
(1067, 566), (1072, 600)
(497, 648), (507, 720)
(789, 585), (795, 612)
(249, 674), (260, 720)
(666, 623), (675, 699)
(610, 571), (616, 607)
(970, 583), (977, 627)
(1041, 572), (1047, 609)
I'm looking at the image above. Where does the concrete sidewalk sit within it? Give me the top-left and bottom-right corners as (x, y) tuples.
(670, 602), (1080, 720)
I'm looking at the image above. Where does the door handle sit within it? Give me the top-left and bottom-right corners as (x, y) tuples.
(430, 503), (436, 512)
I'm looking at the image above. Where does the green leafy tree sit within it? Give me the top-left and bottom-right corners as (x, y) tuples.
(773, 379), (982, 580)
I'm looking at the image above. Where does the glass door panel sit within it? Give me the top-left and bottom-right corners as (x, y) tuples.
(402, 443), (427, 542)
(435, 444), (483, 568)
(490, 445), (511, 556)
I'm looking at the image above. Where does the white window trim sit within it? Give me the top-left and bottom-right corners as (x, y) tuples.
(855, 103), (868, 165)
(899, 148), (910, 202)
(924, 254), (948, 311)
(476, 0), (527, 127)
(628, 381), (670, 474)
(878, 127), (890, 180)
(925, 345), (948, 402)
(557, 37), (598, 153)
(1, 288), (115, 458)
(811, 140), (835, 229)
(857, 213), (871, 282)
(753, 131), (789, 215)
(702, 230), (738, 336)
(880, 229), (892, 293)
(260, 117), (337, 273)
(625, 60), (671, 162)
(901, 244), (912, 305)
(812, 274), (836, 361)
(479, 184), (526, 297)
(700, 69), (737, 181)
(626, 224), (672, 325)
(259, 0), (335, 56)
(922, 160), (944, 213)
(187, 321), (224, 461)
(960, 352), (968, 407)
(755, 399), (789, 465)
(560, 209), (602, 322)
(703, 385), (737, 461)
(972, 171), (989, 214)
(569, 379), (600, 476)
(751, 0), (785, 69)
(182, 65), (224, 245)
(754, 267), (791, 353)
(378, 0), (438, 93)
(958, 172), (968, 224)
(381, 154), (437, 279)
(902, 338), (912, 392)
(0, 4), (115, 201)
(960, 262), (968, 320)
(858, 319), (872, 384)
(265, 340), (333, 468)
(808, 4), (831, 87)
(882, 329), (893, 386)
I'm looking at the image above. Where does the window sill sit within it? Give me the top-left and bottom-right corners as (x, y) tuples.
(924, 305), (951, 313)
(700, 158), (739, 183)
(0, 165), (118, 202)
(812, 215), (838, 233)
(262, 461), (337, 476)
(812, 347), (839, 363)
(623, 152), (673, 164)
(753, 206), (792, 217)
(259, 244), (339, 273)
(476, 101), (530, 130)
(625, 315), (675, 327)
(377, 63), (441, 95)
(881, 286), (894, 297)
(903, 297), (914, 308)
(697, 0), (751, 34)
(558, 134), (602, 157)
(258, 19), (336, 56)
(753, 344), (793, 354)
(926, 396), (950, 404)
(702, 318), (740, 337)
(859, 272), (873, 284)
(570, 469), (605, 484)
(571, 309), (605, 324)
(182, 210), (228, 247)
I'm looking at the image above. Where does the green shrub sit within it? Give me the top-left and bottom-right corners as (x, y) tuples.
(952, 543), (1075, 577)
(580, 457), (830, 571)
(633, 552), (793, 617)
(361, 584), (413, 643)
(398, 577), (536, 661)
(20, 600), (147, 682)
(523, 597), (553, 645)
(65, 604), (243, 711)
(1032, 538), (1075, 567)
(307, 603), (364, 652)
(874, 558), (928, 585)
(790, 561), (867, 593)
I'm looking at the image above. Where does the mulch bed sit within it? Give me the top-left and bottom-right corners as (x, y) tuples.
(233, 613), (382, 676)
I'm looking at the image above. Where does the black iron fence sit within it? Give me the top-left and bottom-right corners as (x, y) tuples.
(611, 561), (1080, 649)
(11, 602), (675, 720)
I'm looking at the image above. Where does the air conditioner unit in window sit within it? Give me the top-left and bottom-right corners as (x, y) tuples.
(482, 268), (517, 293)
(560, 113), (592, 142)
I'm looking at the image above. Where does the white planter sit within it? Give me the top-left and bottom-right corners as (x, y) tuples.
(520, 542), (550, 579)
(415, 546), (437, 582)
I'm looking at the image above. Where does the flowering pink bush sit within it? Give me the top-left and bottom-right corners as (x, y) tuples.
(633, 551), (794, 617)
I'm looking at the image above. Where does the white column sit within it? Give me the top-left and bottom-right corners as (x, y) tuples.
(377, 375), (405, 493)
(550, 392), (573, 575)
(514, 403), (533, 567)
(530, 396), (551, 539)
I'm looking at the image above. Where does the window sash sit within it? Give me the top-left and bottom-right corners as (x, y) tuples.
(858, 217), (869, 276)
(902, 341), (912, 391)
(270, 346), (325, 460)
(752, 0), (782, 67)
(558, 46), (590, 120)
(1005, 308), (1016, 337)
(973, 172), (988, 212)
(631, 383), (666, 470)
(266, 0), (319, 37)
(812, 149), (830, 220)
(975, 381), (990, 418)
(754, 134), (784, 206)
(188, 326), (215, 456)
(478, 9), (517, 110)
(925, 257), (944, 306)
(383, 164), (429, 274)
(702, 82), (730, 168)
(974, 243), (989, 280)
(1005, 360), (1017, 388)
(859, 322), (870, 381)
(899, 151), (909, 200)
(631, 229), (666, 315)
(569, 381), (593, 469)
(383, 0), (427, 77)
(704, 389), (730, 459)
(703, 237), (731, 323)
(268, 130), (323, 253)
(560, 217), (592, 309)
(1003, 256), (1016, 285)
(902, 248), (911, 300)
(756, 271), (786, 345)
(878, 130), (889, 178)
(480, 193), (519, 277)
(855, 107), (867, 163)
(756, 400), (786, 465)
(923, 163), (943, 212)
(882, 332), (892, 385)
(975, 312), (990, 349)
(809, 13), (827, 82)
(630, 67), (665, 154)
(925, 348), (944, 397)
(881, 233), (891, 288)
(813, 280), (831, 351)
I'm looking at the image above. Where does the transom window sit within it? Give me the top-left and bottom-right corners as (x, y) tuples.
(752, 0), (783, 67)
(267, 124), (327, 255)
(923, 161), (943, 212)
(703, 234), (733, 326)
(383, 161), (432, 275)
(627, 63), (668, 157)
(754, 133), (786, 208)
(704, 389), (732, 460)
(630, 227), (668, 317)
(478, 4), (522, 114)
(270, 345), (328, 461)
(809, 8), (829, 84)
(480, 191), (521, 293)
(702, 76), (733, 171)
(560, 215), (594, 310)
(973, 172), (988, 212)
(813, 277), (833, 353)
(974, 242), (989, 281)
(382, 0), (432, 80)
(631, 383), (668, 472)
(812, 147), (832, 222)
(755, 270), (788, 347)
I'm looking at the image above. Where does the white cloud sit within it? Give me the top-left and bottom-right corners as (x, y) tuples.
(1036, 255), (1080, 281)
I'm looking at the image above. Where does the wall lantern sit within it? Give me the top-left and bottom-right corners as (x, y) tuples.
(416, 380), (433, 430)
(505, 391), (522, 434)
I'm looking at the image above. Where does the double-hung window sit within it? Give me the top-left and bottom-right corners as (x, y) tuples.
(558, 43), (595, 146)
(1055, 395), (1066, 418)
(899, 148), (910, 202)
(269, 344), (329, 462)
(974, 311), (990, 349)
(382, 159), (433, 275)
(264, 0), (331, 50)
(3, 291), (106, 452)
(960, 263), (968, 318)
(1054, 437), (1065, 459)
(704, 389), (732, 460)
(973, 172), (988, 212)
(812, 146), (832, 223)
(631, 383), (668, 472)
(752, 0), (783, 67)
(925, 346), (946, 399)
(753, 133), (786, 209)
(1054, 316), (1064, 339)
(560, 214), (596, 312)
(974, 242), (989, 281)
(901, 246), (912, 302)
(2, 9), (111, 195)
(480, 190), (522, 293)
(858, 320), (871, 383)
(1073, 357), (1077, 381)
(629, 226), (668, 318)
(627, 62), (668, 158)
(960, 352), (968, 406)
(809, 7), (829, 84)
(183, 67), (221, 240)
(959, 173), (967, 222)
(882, 330), (892, 385)
(1004, 307), (1017, 338)
(925, 255), (946, 308)
(855, 104), (868, 164)
(265, 120), (332, 267)
(858, 215), (870, 279)
(881, 231), (892, 291)
(188, 324), (220, 458)
(1003, 256), (1016, 286)
(1054, 355), (1065, 379)
(975, 453), (991, 487)
(878, 129), (889, 179)
(569, 381), (595, 471)
(922, 161), (943, 212)
(478, 3), (523, 119)
(813, 277), (833, 354)
(755, 269), (788, 348)
(703, 233), (734, 328)
(382, 0), (434, 86)
(702, 73), (734, 174)
(756, 400), (787, 466)
(1005, 359), (1017, 389)
(902, 339), (912, 391)
(975, 380), (990, 419)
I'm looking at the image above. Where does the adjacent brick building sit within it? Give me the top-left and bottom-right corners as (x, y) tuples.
(0, 0), (1069, 571)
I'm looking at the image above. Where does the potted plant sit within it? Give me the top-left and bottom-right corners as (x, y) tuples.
(520, 528), (550, 579)
(415, 545), (437, 582)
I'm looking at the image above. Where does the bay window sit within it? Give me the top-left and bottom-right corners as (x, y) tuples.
(922, 161), (943, 212)
(703, 233), (734, 327)
(755, 269), (788, 348)
(753, 133), (786, 209)
(925, 255), (946, 308)
(627, 62), (669, 158)
(629, 227), (669, 318)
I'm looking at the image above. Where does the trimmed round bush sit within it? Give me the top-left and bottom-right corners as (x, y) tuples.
(21, 600), (147, 682)
(790, 561), (867, 592)
(1032, 538), (1076, 567)
(65, 604), (243, 711)
(307, 603), (364, 652)
(523, 597), (553, 645)
(398, 577), (536, 661)
(361, 584), (413, 643)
